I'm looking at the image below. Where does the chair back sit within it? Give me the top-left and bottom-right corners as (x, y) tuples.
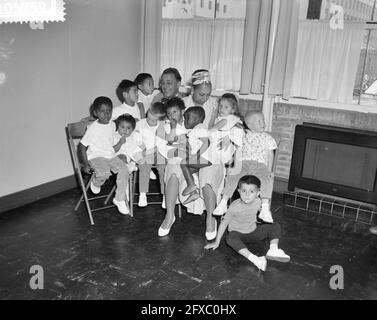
(66, 122), (88, 171)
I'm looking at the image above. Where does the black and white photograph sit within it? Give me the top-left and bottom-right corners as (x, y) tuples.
(0, 0), (377, 304)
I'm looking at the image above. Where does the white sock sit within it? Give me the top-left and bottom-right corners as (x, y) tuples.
(261, 201), (270, 209)
(140, 192), (146, 197)
(269, 243), (278, 251)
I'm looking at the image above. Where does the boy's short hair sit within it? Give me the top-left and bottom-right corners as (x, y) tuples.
(161, 67), (182, 82)
(238, 175), (261, 189)
(149, 102), (167, 116)
(134, 73), (153, 86)
(166, 97), (185, 111)
(116, 79), (137, 103)
(185, 106), (205, 123)
(115, 114), (136, 130)
(92, 96), (113, 113)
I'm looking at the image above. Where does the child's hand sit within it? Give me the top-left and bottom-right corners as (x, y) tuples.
(170, 119), (177, 129)
(82, 163), (92, 175)
(204, 242), (219, 250)
(119, 135), (127, 144)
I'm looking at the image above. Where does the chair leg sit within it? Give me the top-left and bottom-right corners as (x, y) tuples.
(75, 175), (94, 211)
(178, 203), (182, 218)
(77, 173), (95, 225)
(104, 185), (116, 205)
(129, 172), (134, 217)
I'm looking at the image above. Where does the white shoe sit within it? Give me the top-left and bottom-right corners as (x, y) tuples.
(266, 248), (290, 263)
(213, 199), (228, 216)
(259, 203), (273, 223)
(205, 219), (217, 241)
(90, 182), (101, 194)
(138, 193), (148, 207)
(253, 256), (267, 271)
(161, 195), (166, 209)
(158, 216), (176, 237)
(150, 171), (157, 180)
(113, 198), (129, 215)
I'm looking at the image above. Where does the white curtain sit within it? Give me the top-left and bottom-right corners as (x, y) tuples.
(291, 21), (365, 104)
(239, 0), (300, 97)
(161, 18), (244, 91)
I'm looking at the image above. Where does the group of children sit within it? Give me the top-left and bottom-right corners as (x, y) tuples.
(78, 68), (290, 271)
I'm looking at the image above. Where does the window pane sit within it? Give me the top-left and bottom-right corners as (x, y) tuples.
(162, 0), (246, 19)
(301, 0), (376, 21)
(359, 30), (377, 106)
(353, 29), (369, 103)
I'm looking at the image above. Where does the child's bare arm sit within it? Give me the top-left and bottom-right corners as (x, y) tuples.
(78, 143), (91, 174)
(210, 118), (228, 131)
(204, 218), (230, 250)
(113, 136), (127, 152)
(267, 149), (274, 172)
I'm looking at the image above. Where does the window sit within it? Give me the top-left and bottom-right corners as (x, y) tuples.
(161, 0), (246, 91)
(297, 0), (377, 106)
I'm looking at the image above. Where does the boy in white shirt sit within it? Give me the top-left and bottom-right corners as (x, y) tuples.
(134, 73), (160, 113)
(112, 79), (146, 121)
(78, 96), (130, 215)
(134, 102), (167, 207)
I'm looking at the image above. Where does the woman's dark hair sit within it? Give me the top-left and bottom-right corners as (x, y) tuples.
(161, 67), (182, 82)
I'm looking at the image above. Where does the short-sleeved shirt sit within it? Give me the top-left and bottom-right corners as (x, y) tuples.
(183, 95), (218, 129)
(80, 120), (116, 160)
(222, 198), (262, 234)
(112, 102), (141, 121)
(114, 131), (143, 162)
(134, 118), (163, 150)
(241, 131), (277, 166)
(138, 89), (160, 112)
(187, 123), (209, 155)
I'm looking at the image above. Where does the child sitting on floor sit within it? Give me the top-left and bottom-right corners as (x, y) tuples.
(213, 111), (277, 223)
(204, 175), (290, 271)
(112, 79), (146, 121)
(134, 102), (167, 207)
(134, 73), (160, 113)
(78, 96), (130, 215)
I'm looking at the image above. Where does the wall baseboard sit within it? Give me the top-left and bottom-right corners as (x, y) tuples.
(0, 175), (77, 214)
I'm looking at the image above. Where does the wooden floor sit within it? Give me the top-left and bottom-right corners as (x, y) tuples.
(0, 187), (377, 300)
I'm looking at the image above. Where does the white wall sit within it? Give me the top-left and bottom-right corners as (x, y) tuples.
(0, 0), (142, 197)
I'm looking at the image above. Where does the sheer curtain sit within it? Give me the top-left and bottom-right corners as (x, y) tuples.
(239, 0), (300, 97)
(291, 21), (365, 104)
(161, 18), (244, 90)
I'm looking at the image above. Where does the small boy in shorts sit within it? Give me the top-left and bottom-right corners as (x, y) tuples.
(205, 175), (290, 271)
(134, 102), (167, 207)
(78, 96), (130, 215)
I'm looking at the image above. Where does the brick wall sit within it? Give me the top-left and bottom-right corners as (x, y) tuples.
(238, 99), (377, 182)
